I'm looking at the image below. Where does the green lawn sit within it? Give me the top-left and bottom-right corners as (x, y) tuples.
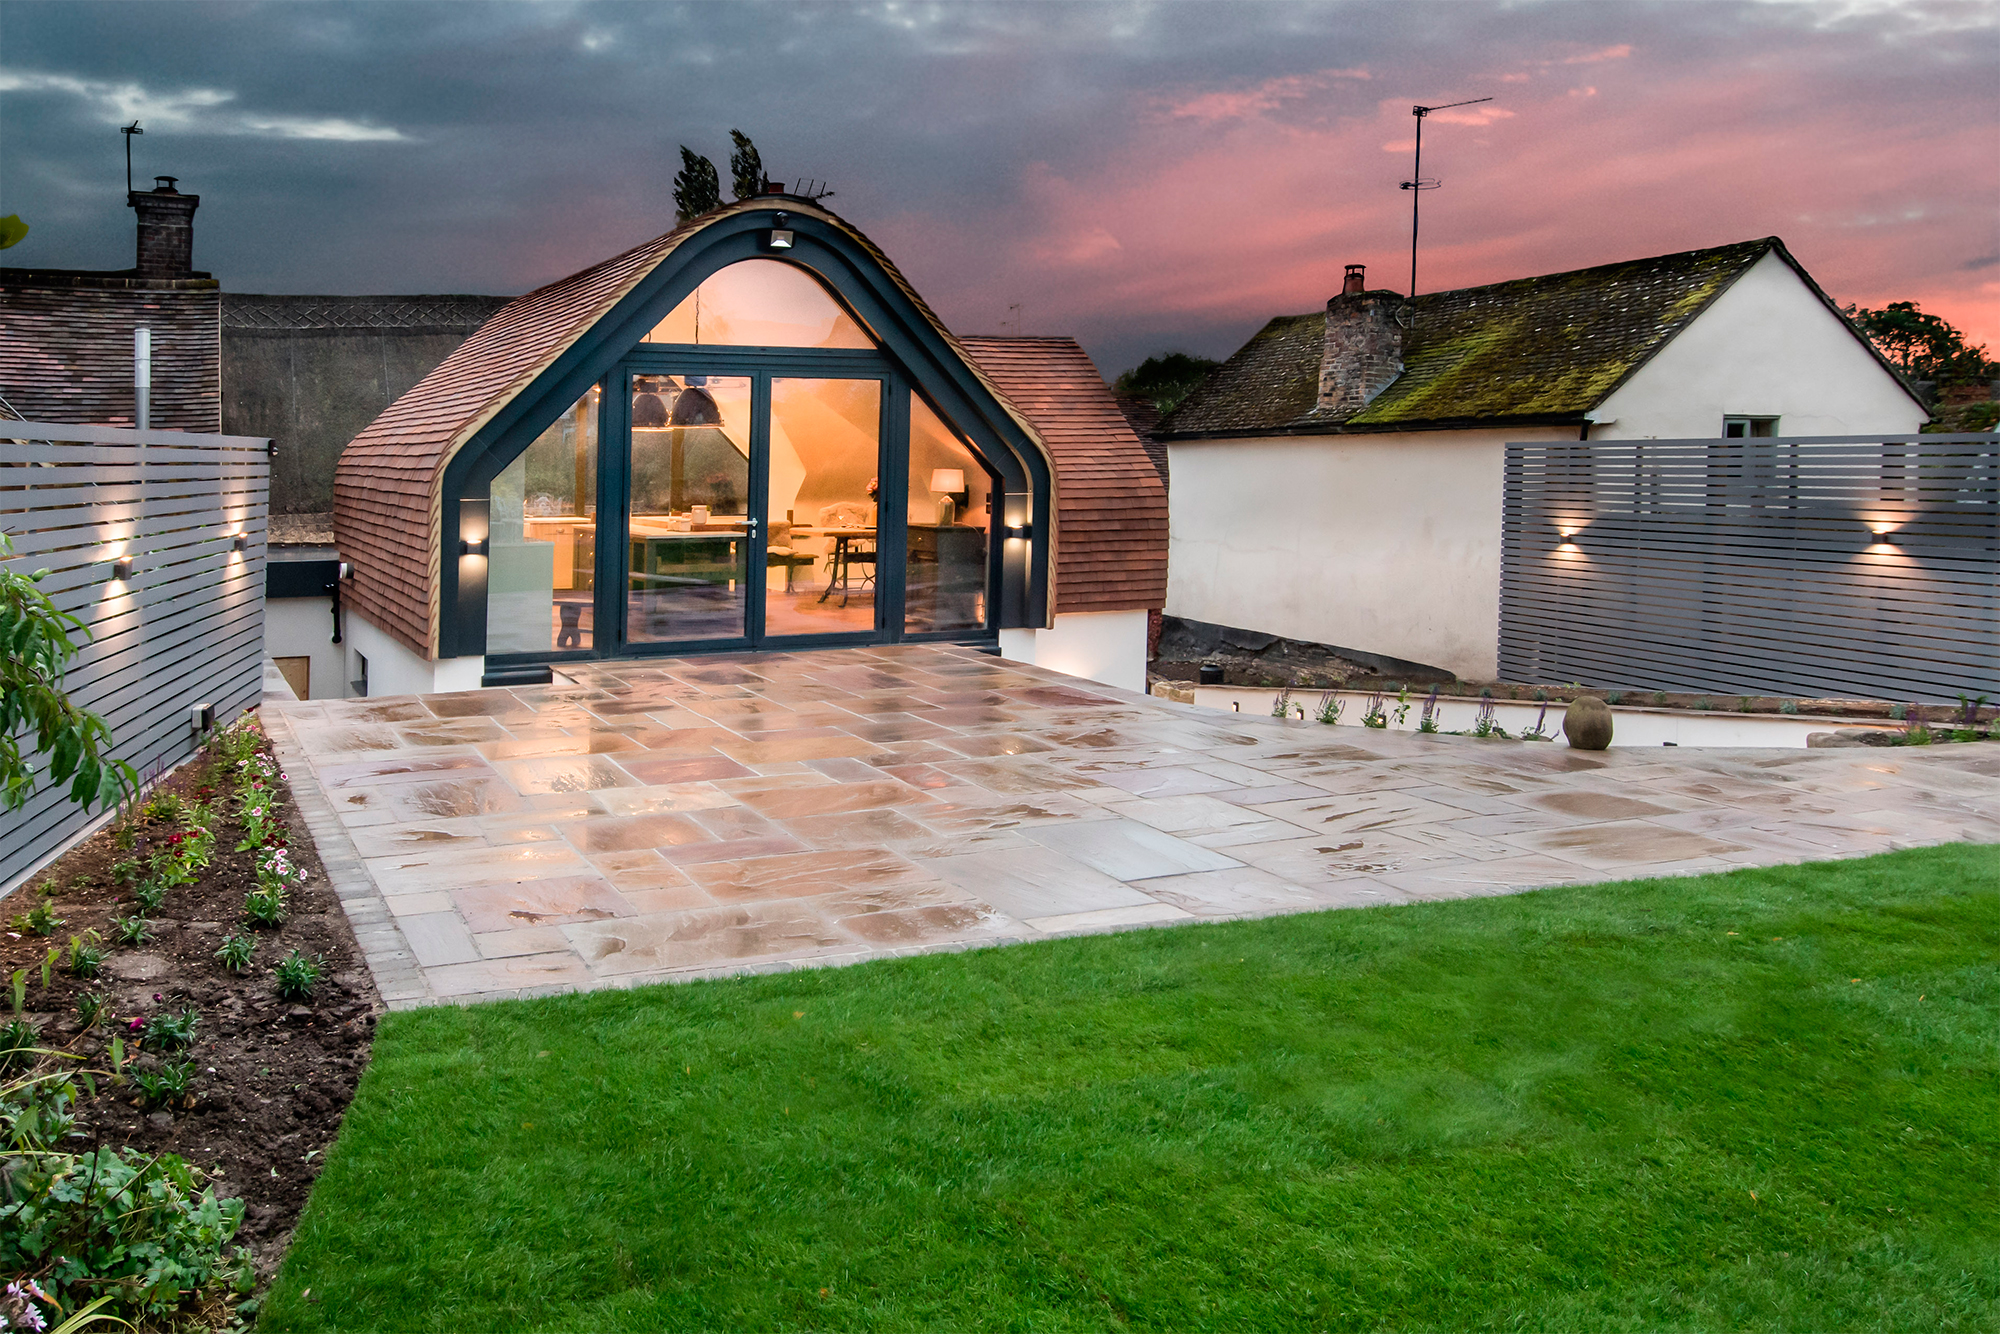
(265, 845), (1999, 1332)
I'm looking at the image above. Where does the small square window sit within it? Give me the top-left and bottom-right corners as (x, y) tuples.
(1724, 416), (1779, 438)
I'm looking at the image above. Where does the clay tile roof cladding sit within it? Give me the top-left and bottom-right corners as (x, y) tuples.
(1160, 237), (1791, 438)
(335, 201), (1160, 657)
(960, 337), (1168, 616)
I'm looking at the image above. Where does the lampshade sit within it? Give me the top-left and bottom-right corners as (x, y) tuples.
(930, 468), (966, 493)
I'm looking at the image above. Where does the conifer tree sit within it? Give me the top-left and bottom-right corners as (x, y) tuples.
(673, 147), (722, 223)
(729, 131), (764, 201)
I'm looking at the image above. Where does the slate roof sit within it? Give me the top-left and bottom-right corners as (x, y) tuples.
(1160, 237), (1896, 438)
(961, 338), (1168, 616)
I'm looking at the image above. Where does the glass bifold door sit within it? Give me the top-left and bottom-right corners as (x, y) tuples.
(486, 369), (993, 658)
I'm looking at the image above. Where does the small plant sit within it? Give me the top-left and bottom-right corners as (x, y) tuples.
(110, 855), (144, 886)
(1957, 693), (1989, 731)
(0, 1017), (41, 1071)
(111, 912), (153, 946)
(1314, 692), (1343, 725)
(1737, 696), (1754, 713)
(140, 1007), (200, 1051)
(133, 1058), (198, 1109)
(274, 949), (325, 1002)
(1391, 686), (1413, 729)
(243, 885), (288, 929)
(75, 990), (110, 1027)
(1270, 685), (1293, 719)
(1472, 694), (1509, 739)
(65, 932), (107, 980)
(1521, 704), (1554, 741)
(143, 791), (186, 823)
(215, 933), (256, 974)
(8, 901), (64, 936)
(130, 877), (170, 914)
(1533, 687), (1548, 702)
(1696, 697), (1714, 711)
(1651, 691), (1667, 706)
(1417, 686), (1441, 734)
(1361, 692), (1388, 729)
(1779, 699), (1800, 715)
(1889, 702), (1908, 720)
(1903, 705), (1932, 745)
(1605, 691), (1623, 706)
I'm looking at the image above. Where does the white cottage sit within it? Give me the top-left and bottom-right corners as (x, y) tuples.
(1156, 237), (1928, 681)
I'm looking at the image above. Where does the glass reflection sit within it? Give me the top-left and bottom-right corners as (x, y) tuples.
(626, 375), (752, 643)
(646, 260), (876, 349)
(765, 379), (882, 637)
(488, 386), (597, 654)
(905, 396), (990, 633)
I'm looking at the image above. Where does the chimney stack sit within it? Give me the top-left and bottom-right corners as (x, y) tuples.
(130, 176), (199, 279)
(1318, 266), (1405, 416)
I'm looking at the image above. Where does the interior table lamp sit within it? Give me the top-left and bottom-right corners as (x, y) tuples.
(931, 468), (966, 525)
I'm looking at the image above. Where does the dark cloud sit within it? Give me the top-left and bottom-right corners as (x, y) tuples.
(3, 0), (1994, 375)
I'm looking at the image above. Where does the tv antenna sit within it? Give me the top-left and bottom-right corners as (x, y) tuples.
(1400, 96), (1490, 297)
(122, 121), (143, 194)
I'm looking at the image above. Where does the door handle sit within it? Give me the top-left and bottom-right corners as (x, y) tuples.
(746, 517), (760, 534)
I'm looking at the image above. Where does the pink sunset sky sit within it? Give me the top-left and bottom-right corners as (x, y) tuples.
(5, 0), (1995, 374)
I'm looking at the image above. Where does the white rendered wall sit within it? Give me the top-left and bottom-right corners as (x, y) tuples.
(263, 597), (346, 700)
(1593, 250), (1926, 439)
(999, 609), (1150, 693)
(342, 609), (484, 698)
(1164, 427), (1577, 681)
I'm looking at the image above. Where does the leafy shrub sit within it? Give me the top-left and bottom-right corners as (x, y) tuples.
(0, 1142), (251, 1322)
(142, 791), (185, 824)
(274, 949), (324, 1002)
(8, 901), (63, 936)
(214, 934), (256, 974)
(139, 1009), (199, 1052)
(111, 913), (153, 947)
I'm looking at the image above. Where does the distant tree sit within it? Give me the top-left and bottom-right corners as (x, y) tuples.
(729, 131), (765, 201)
(1846, 301), (1996, 384)
(673, 147), (722, 223)
(1, 532), (134, 811)
(1114, 352), (1223, 415)
(0, 215), (27, 249)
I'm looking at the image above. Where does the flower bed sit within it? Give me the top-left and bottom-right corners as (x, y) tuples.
(1, 716), (375, 1328)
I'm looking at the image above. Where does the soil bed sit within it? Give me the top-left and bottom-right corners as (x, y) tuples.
(1, 716), (378, 1281)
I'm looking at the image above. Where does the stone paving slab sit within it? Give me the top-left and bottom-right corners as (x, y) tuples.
(265, 645), (2000, 1008)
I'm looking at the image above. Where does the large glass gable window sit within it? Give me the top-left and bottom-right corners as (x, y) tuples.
(646, 259), (877, 349)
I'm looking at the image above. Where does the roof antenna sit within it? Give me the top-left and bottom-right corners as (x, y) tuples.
(122, 121), (143, 194)
(1400, 97), (1490, 298)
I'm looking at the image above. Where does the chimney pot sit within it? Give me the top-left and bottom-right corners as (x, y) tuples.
(130, 179), (199, 279)
(1342, 263), (1366, 296)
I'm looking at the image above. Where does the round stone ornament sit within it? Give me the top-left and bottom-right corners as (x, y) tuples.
(1563, 695), (1614, 750)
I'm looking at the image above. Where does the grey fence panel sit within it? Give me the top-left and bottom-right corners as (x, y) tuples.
(1500, 434), (2000, 703)
(1, 421), (269, 893)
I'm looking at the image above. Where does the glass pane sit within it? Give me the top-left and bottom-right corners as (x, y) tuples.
(766, 379), (882, 637)
(646, 259), (876, 349)
(905, 396), (991, 633)
(488, 386), (598, 654)
(626, 375), (752, 643)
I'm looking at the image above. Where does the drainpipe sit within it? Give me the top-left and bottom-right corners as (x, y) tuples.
(134, 327), (152, 429)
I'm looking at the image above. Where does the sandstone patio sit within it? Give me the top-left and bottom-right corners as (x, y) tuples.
(261, 645), (2000, 1008)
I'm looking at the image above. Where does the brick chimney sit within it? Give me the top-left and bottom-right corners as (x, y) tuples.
(1318, 263), (1406, 416)
(129, 176), (199, 279)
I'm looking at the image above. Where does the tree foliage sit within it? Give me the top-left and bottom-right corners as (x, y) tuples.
(673, 147), (722, 223)
(1114, 352), (1223, 415)
(0, 531), (134, 811)
(1846, 301), (1996, 384)
(729, 130), (765, 201)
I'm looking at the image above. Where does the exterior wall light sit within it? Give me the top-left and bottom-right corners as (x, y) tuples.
(768, 211), (794, 250)
(110, 555), (134, 582)
(232, 533), (248, 553)
(1002, 525), (1032, 541)
(459, 537), (489, 557)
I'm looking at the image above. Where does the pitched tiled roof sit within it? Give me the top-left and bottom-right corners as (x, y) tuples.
(1162, 238), (1804, 438)
(962, 338), (1167, 616)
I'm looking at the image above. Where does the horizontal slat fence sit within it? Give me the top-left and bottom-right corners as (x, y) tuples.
(2, 421), (268, 893)
(1501, 434), (1999, 704)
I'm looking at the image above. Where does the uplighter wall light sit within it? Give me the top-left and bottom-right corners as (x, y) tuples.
(110, 555), (134, 582)
(232, 533), (248, 553)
